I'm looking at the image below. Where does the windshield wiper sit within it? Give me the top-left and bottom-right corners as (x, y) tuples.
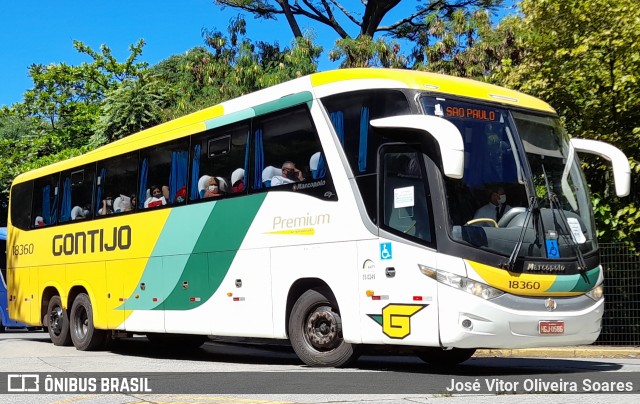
(541, 164), (587, 273)
(502, 196), (544, 271)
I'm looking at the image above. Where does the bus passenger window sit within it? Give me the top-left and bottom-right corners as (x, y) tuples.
(190, 123), (248, 202)
(140, 138), (189, 208)
(96, 152), (138, 216)
(32, 173), (61, 227)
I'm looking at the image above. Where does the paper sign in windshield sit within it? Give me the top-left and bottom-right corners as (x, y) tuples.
(567, 218), (586, 244)
(394, 186), (414, 209)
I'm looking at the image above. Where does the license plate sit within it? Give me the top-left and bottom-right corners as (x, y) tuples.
(539, 321), (564, 335)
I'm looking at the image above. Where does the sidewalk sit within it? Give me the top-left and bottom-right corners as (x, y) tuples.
(475, 346), (640, 359)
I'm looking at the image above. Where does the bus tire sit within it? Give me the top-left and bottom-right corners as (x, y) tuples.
(0, 318), (5, 333)
(69, 293), (106, 351)
(47, 295), (72, 346)
(288, 288), (359, 367)
(416, 347), (476, 366)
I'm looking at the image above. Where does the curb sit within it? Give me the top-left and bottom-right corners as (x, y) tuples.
(475, 347), (640, 359)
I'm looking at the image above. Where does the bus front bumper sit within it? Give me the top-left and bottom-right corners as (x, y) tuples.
(437, 288), (604, 349)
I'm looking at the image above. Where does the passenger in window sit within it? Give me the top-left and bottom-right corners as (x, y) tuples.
(120, 194), (137, 212)
(271, 161), (304, 186)
(162, 185), (170, 202)
(71, 205), (90, 220)
(98, 197), (114, 215)
(144, 185), (167, 208)
(473, 186), (512, 225)
(113, 194), (131, 212)
(231, 168), (245, 193)
(203, 176), (222, 198)
(34, 216), (44, 227)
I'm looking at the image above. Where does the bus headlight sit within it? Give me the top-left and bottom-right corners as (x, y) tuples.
(419, 265), (503, 300)
(586, 284), (604, 301)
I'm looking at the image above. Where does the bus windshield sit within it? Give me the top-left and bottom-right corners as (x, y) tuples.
(420, 96), (596, 260)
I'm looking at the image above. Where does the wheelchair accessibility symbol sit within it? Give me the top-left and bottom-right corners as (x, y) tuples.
(546, 239), (560, 258)
(380, 243), (392, 260)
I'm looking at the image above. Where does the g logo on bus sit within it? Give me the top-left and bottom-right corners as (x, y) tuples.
(368, 304), (427, 339)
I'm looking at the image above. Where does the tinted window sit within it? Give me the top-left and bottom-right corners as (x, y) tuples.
(380, 148), (434, 245)
(59, 164), (96, 223)
(140, 138), (190, 209)
(96, 153), (138, 216)
(253, 105), (336, 199)
(322, 90), (411, 221)
(191, 123), (249, 201)
(10, 182), (33, 230)
(32, 173), (60, 227)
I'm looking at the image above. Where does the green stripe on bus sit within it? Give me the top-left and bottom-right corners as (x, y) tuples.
(251, 92), (313, 116)
(161, 193), (267, 310)
(546, 267), (600, 293)
(121, 203), (215, 310)
(205, 109), (256, 130)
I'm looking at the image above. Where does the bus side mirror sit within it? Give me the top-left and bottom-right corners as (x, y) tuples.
(370, 115), (464, 179)
(570, 138), (630, 197)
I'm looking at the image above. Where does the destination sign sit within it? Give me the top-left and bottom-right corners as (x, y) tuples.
(444, 106), (498, 121)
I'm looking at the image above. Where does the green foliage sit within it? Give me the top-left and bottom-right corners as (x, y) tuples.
(20, 40), (149, 148)
(329, 36), (407, 68)
(91, 75), (170, 145)
(152, 16), (321, 118)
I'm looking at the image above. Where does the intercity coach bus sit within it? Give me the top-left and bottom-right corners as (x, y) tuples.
(7, 68), (630, 366)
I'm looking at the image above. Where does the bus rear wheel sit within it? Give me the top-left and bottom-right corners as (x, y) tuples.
(69, 293), (106, 351)
(288, 288), (359, 367)
(47, 295), (72, 346)
(416, 347), (476, 366)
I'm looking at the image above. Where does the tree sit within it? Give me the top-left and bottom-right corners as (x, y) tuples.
(410, 9), (525, 78)
(91, 74), (170, 145)
(151, 16), (321, 118)
(215, 0), (503, 67)
(216, 0), (501, 39)
(20, 40), (149, 148)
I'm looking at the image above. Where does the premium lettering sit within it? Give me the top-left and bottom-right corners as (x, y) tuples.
(272, 213), (330, 230)
(52, 226), (132, 256)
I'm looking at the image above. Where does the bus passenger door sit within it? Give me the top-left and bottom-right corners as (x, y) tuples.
(359, 145), (440, 346)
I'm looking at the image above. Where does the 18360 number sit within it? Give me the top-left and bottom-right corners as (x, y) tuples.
(13, 243), (35, 256)
(508, 280), (541, 290)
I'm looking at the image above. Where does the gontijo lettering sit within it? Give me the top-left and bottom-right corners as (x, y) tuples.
(52, 226), (131, 256)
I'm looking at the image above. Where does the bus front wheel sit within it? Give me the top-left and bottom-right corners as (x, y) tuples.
(416, 347), (476, 366)
(288, 288), (359, 367)
(69, 293), (106, 351)
(47, 295), (72, 346)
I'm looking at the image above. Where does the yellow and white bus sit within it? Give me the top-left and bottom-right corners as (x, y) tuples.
(7, 68), (630, 366)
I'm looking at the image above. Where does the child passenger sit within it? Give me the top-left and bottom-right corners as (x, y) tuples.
(144, 185), (167, 208)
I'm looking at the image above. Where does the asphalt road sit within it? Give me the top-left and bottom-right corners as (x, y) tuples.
(1, 329), (639, 403)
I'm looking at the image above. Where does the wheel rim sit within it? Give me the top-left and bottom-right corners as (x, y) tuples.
(304, 305), (341, 351)
(49, 305), (64, 336)
(74, 306), (88, 340)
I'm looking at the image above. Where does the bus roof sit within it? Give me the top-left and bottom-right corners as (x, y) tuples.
(13, 68), (555, 183)
(310, 69), (554, 113)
